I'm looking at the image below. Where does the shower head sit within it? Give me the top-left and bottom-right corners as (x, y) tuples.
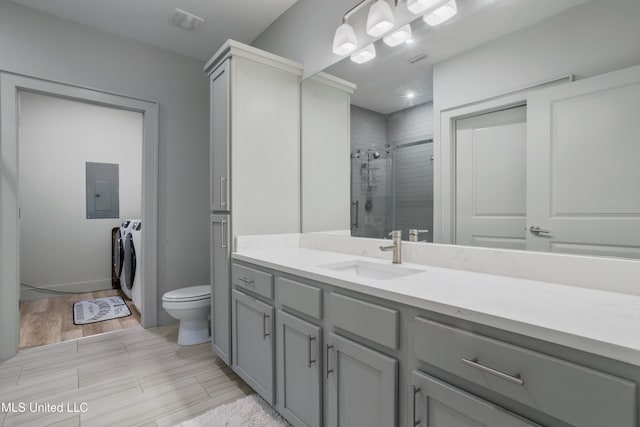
(372, 152), (380, 159)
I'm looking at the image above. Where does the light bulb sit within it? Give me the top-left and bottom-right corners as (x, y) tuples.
(407, 0), (445, 15)
(383, 24), (412, 47)
(332, 23), (357, 55)
(424, 0), (457, 26)
(350, 44), (376, 64)
(366, 0), (395, 37)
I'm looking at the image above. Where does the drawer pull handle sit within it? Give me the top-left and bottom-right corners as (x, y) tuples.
(307, 336), (317, 367)
(326, 344), (334, 378)
(238, 277), (255, 286)
(462, 358), (524, 385)
(411, 385), (421, 426)
(263, 313), (270, 339)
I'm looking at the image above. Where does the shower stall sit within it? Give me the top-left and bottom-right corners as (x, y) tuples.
(351, 139), (433, 242)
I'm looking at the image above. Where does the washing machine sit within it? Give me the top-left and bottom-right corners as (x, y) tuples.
(113, 220), (133, 288)
(123, 220), (142, 313)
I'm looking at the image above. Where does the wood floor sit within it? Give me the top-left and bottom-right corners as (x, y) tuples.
(0, 324), (253, 426)
(19, 289), (141, 349)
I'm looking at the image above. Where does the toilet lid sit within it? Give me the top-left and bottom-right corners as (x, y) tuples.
(163, 285), (211, 302)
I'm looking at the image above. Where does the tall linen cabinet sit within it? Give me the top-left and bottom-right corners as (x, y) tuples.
(205, 40), (302, 365)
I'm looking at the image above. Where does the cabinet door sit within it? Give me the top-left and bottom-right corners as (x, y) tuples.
(277, 310), (322, 427)
(211, 214), (230, 364)
(232, 289), (274, 404)
(326, 333), (397, 427)
(410, 370), (540, 427)
(210, 58), (230, 212)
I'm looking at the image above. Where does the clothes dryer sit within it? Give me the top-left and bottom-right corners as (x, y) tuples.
(113, 220), (133, 288)
(123, 220), (142, 312)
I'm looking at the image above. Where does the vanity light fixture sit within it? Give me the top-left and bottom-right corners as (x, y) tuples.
(423, 0), (457, 26)
(333, 23), (358, 55)
(350, 44), (377, 64)
(407, 0), (446, 15)
(383, 24), (412, 47)
(366, 0), (396, 37)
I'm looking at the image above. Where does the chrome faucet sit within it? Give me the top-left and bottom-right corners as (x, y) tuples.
(380, 230), (402, 264)
(408, 229), (429, 242)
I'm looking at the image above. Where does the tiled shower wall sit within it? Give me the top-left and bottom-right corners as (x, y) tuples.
(350, 105), (389, 238)
(350, 102), (433, 240)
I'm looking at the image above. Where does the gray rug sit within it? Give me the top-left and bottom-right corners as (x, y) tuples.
(175, 395), (289, 427)
(73, 296), (131, 325)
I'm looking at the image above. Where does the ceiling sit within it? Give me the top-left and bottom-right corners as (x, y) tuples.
(9, 0), (298, 61)
(326, 0), (591, 114)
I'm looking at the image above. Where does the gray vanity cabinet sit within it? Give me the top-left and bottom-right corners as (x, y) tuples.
(410, 370), (539, 427)
(211, 214), (231, 364)
(231, 289), (275, 404)
(326, 332), (398, 427)
(276, 310), (322, 427)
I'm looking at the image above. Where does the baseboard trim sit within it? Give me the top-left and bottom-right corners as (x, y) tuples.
(20, 279), (113, 301)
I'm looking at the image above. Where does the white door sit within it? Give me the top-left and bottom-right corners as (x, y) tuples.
(455, 106), (527, 249)
(527, 65), (640, 258)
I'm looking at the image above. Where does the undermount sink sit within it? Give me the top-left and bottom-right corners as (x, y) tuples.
(318, 260), (423, 281)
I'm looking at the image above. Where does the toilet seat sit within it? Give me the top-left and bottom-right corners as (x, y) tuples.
(162, 285), (210, 303)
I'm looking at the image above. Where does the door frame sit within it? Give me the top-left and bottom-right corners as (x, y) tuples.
(0, 71), (159, 361)
(435, 75), (573, 244)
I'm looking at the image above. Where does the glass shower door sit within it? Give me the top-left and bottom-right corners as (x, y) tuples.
(391, 141), (433, 242)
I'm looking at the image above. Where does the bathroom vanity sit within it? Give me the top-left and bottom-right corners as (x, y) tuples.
(204, 38), (640, 427)
(227, 233), (640, 427)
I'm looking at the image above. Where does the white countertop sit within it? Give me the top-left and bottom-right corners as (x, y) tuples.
(234, 245), (640, 367)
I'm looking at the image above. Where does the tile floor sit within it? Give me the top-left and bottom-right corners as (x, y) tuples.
(0, 324), (252, 426)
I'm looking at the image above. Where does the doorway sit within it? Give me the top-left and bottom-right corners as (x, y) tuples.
(18, 91), (143, 349)
(0, 72), (158, 361)
(455, 105), (527, 249)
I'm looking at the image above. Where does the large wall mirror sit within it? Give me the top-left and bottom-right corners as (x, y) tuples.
(313, 0), (640, 260)
(325, 14), (435, 242)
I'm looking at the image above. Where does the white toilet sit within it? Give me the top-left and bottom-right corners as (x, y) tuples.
(162, 285), (211, 346)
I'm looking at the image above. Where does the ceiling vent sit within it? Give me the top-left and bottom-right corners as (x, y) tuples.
(171, 8), (205, 32)
(408, 53), (428, 64)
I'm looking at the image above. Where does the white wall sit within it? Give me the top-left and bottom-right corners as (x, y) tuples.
(432, 0), (640, 111)
(0, 1), (210, 325)
(19, 92), (142, 297)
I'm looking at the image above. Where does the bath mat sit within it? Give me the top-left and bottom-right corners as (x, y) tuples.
(174, 394), (289, 427)
(73, 296), (131, 325)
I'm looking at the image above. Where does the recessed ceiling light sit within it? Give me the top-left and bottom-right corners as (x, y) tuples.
(171, 8), (205, 32)
(406, 38), (415, 45)
(406, 92), (415, 99)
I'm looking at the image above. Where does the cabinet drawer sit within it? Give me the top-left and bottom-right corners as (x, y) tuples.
(232, 263), (273, 299)
(327, 292), (399, 350)
(414, 317), (636, 427)
(277, 277), (322, 319)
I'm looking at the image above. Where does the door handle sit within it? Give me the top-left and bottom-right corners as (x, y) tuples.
(262, 313), (270, 339)
(411, 385), (421, 426)
(220, 219), (227, 249)
(326, 344), (334, 378)
(219, 176), (227, 208)
(529, 225), (550, 235)
(307, 335), (316, 367)
(351, 200), (359, 229)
